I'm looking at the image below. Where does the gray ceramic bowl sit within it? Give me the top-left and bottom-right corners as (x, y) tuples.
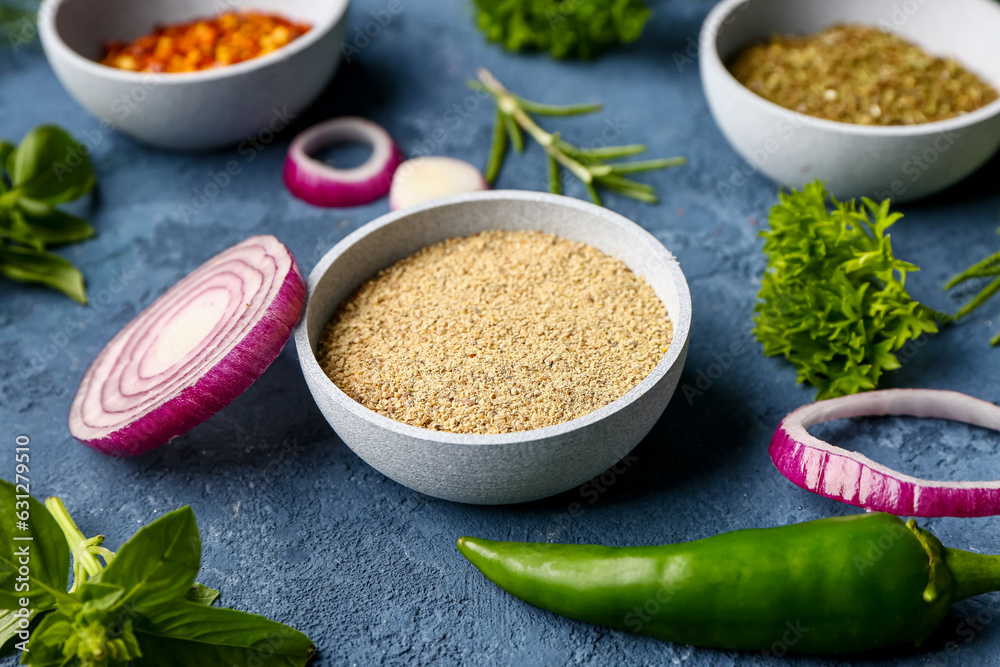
(38, 0), (348, 150)
(700, 0), (1000, 202)
(295, 191), (692, 505)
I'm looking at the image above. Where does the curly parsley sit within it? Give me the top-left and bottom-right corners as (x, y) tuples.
(471, 0), (651, 59)
(753, 181), (946, 399)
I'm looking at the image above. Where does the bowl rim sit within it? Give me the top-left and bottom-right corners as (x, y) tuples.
(37, 0), (348, 84)
(700, 0), (1000, 137)
(294, 190), (693, 447)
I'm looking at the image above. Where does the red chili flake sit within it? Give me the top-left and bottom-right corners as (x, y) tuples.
(100, 11), (311, 73)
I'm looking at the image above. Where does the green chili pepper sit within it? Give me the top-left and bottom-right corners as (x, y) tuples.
(457, 513), (1000, 654)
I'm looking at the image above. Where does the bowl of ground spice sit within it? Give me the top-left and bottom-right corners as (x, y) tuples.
(700, 0), (1000, 202)
(295, 191), (691, 504)
(38, 0), (348, 149)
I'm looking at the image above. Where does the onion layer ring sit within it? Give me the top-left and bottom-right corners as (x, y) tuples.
(283, 117), (403, 207)
(771, 388), (1000, 517)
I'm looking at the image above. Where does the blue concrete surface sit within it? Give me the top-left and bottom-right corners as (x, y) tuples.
(4, 0), (1000, 664)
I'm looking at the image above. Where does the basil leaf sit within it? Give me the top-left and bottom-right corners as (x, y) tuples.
(0, 608), (35, 656)
(99, 507), (201, 612)
(134, 601), (314, 667)
(76, 581), (125, 612)
(20, 648), (67, 667)
(0, 480), (70, 613)
(8, 125), (95, 204)
(0, 6), (37, 51)
(0, 140), (13, 169)
(15, 199), (95, 246)
(21, 598), (143, 666)
(0, 245), (87, 304)
(184, 583), (220, 607)
(6, 210), (45, 251)
(19, 610), (74, 666)
(0, 140), (13, 193)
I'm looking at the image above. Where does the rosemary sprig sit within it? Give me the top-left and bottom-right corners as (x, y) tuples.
(472, 68), (685, 205)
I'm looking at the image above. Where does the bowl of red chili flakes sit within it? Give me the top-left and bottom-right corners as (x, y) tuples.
(38, 0), (349, 150)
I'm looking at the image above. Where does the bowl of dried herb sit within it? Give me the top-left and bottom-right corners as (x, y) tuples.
(294, 190), (691, 504)
(700, 0), (1000, 202)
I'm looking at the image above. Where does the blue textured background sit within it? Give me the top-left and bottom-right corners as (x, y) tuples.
(4, 0), (1000, 664)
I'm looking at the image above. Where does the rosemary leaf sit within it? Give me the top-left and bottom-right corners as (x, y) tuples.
(946, 250), (1000, 289)
(955, 276), (1000, 321)
(597, 174), (655, 195)
(503, 113), (524, 152)
(547, 155), (561, 195)
(514, 96), (603, 116)
(485, 108), (508, 183)
(585, 181), (602, 206)
(608, 157), (687, 174)
(563, 144), (648, 161)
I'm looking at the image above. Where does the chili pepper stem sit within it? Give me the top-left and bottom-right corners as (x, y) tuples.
(945, 548), (1000, 602)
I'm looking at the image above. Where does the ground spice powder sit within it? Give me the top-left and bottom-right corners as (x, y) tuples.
(728, 24), (998, 125)
(317, 230), (673, 434)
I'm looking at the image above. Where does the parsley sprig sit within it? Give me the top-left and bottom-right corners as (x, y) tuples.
(472, 68), (685, 206)
(471, 0), (651, 59)
(1, 125), (97, 304)
(0, 479), (314, 665)
(754, 181), (947, 399)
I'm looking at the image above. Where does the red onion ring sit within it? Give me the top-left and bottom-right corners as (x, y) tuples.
(283, 117), (403, 207)
(68, 235), (306, 457)
(771, 389), (1000, 517)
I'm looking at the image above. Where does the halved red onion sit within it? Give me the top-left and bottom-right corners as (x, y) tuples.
(772, 389), (1000, 517)
(284, 117), (403, 207)
(68, 235), (306, 457)
(389, 156), (488, 210)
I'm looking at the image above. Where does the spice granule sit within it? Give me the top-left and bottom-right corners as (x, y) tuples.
(317, 230), (673, 434)
(728, 24), (998, 125)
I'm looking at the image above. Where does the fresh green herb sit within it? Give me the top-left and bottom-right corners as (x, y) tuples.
(945, 247), (1000, 345)
(0, 479), (314, 666)
(1, 2), (38, 48)
(0, 125), (97, 304)
(0, 482), (67, 657)
(471, 0), (651, 59)
(472, 68), (685, 206)
(754, 181), (946, 399)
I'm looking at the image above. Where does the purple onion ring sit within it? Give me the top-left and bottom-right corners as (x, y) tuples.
(771, 389), (1000, 517)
